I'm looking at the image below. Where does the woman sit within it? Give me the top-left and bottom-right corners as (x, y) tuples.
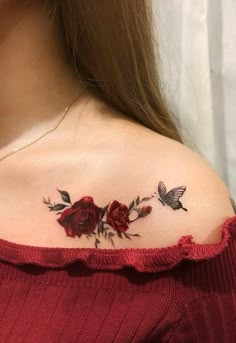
(0, 0), (235, 341)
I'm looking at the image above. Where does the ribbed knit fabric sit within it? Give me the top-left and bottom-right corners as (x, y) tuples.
(0, 216), (235, 342)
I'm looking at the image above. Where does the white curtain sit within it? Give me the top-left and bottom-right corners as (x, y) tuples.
(153, 0), (236, 197)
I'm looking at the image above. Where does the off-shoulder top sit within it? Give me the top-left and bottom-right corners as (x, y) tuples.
(0, 215), (235, 342)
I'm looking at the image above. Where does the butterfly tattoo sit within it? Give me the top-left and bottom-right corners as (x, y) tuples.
(152, 181), (188, 211)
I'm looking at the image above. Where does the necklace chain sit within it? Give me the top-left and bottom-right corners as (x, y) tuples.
(0, 86), (87, 162)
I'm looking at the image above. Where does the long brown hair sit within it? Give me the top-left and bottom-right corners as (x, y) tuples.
(48, 0), (182, 142)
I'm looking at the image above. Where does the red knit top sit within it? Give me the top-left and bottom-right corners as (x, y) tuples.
(0, 216), (235, 342)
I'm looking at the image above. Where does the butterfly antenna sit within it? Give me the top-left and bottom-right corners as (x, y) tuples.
(182, 207), (188, 212)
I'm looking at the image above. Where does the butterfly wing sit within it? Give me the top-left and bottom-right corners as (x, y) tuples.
(158, 181), (167, 198)
(163, 186), (186, 210)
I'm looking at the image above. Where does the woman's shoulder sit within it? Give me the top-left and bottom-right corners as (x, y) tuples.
(111, 120), (235, 248)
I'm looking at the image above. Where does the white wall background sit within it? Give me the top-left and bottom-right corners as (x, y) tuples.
(153, 0), (236, 197)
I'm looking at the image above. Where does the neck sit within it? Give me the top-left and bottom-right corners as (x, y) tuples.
(0, 1), (85, 149)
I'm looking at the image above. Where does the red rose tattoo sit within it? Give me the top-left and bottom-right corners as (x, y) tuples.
(57, 196), (102, 238)
(106, 200), (130, 233)
(43, 190), (154, 248)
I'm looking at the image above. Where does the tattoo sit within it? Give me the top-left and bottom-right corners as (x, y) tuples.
(43, 181), (187, 248)
(152, 181), (188, 211)
(230, 196), (236, 214)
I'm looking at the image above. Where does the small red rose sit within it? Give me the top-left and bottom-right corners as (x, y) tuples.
(141, 206), (152, 216)
(57, 196), (102, 238)
(134, 205), (152, 218)
(106, 200), (130, 233)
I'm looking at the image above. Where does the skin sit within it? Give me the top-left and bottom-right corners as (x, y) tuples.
(0, 0), (86, 149)
(0, 1), (234, 248)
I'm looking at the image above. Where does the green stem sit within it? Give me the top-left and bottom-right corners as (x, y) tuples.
(129, 196), (152, 215)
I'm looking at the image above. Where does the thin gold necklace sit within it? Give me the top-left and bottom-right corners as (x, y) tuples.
(0, 86), (87, 162)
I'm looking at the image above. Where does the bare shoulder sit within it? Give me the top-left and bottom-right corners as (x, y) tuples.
(111, 121), (235, 247)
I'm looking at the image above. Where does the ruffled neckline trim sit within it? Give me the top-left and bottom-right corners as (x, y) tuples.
(0, 215), (235, 272)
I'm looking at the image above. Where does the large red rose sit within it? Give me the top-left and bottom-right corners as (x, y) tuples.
(106, 200), (130, 232)
(57, 196), (102, 238)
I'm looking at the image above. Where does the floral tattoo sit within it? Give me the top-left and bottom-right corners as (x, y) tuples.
(43, 181), (187, 248)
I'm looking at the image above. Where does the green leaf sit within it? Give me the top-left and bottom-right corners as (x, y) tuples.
(117, 232), (123, 239)
(101, 204), (109, 219)
(124, 233), (132, 240)
(128, 233), (141, 237)
(52, 204), (67, 211)
(142, 197), (152, 201)
(95, 238), (100, 248)
(136, 195), (140, 205)
(42, 196), (49, 204)
(57, 189), (71, 204)
(128, 200), (135, 210)
(108, 232), (115, 238)
(98, 221), (104, 232)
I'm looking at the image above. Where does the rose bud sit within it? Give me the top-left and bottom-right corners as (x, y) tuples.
(139, 205), (152, 217)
